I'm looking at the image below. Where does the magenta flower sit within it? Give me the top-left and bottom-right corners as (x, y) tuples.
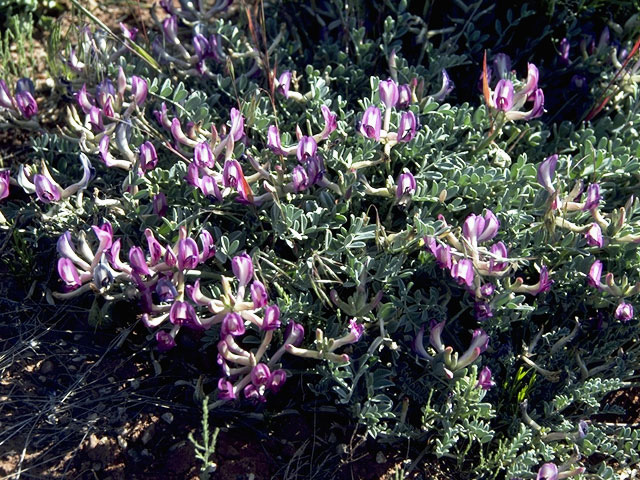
(360, 106), (381, 141)
(267, 125), (286, 155)
(15, 91), (38, 119)
(277, 71), (292, 98)
(169, 301), (198, 327)
(139, 141), (157, 172)
(144, 229), (164, 265)
(493, 79), (514, 111)
(588, 260), (603, 289)
(155, 278), (177, 302)
(232, 253), (254, 287)
(305, 156), (324, 184)
(222, 159), (244, 189)
(585, 223), (603, 248)
(269, 369), (287, 393)
(262, 305), (281, 330)
(129, 246), (151, 275)
(194, 142), (215, 168)
(537, 154), (558, 194)
(199, 230), (216, 262)
(584, 183), (601, 210)
(0, 80), (14, 109)
(615, 302), (633, 322)
(320, 105), (337, 139)
(397, 111), (417, 142)
(0, 170), (9, 200)
(34, 174), (62, 203)
(476, 366), (496, 390)
(532, 265), (553, 295)
(478, 210), (500, 243)
(217, 378), (236, 400)
(480, 283), (495, 297)
(284, 320), (304, 347)
(120, 22), (138, 41)
(536, 463), (558, 480)
(398, 84), (411, 109)
(349, 318), (364, 341)
(251, 280), (268, 308)
(426, 237), (452, 270)
(229, 108), (244, 141)
(379, 79), (399, 108)
(489, 241), (508, 272)
(451, 258), (474, 287)
(429, 320), (446, 353)
(396, 171), (416, 199)
(296, 136), (317, 163)
(153, 192), (168, 217)
(178, 238), (200, 270)
(251, 363), (271, 387)
(57, 258), (82, 288)
(156, 331), (177, 352)
(221, 312), (246, 336)
(292, 165), (309, 192)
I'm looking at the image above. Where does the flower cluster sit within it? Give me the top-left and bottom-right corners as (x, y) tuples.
(482, 52), (544, 121)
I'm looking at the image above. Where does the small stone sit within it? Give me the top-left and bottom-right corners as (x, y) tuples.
(336, 443), (348, 456)
(375, 451), (386, 464)
(130, 379), (140, 389)
(141, 424), (156, 445)
(161, 412), (174, 424)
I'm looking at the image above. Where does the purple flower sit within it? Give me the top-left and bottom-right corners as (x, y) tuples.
(320, 105), (337, 139)
(251, 280), (268, 308)
(120, 22), (138, 41)
(584, 183), (600, 210)
(186, 162), (201, 188)
(451, 258), (474, 287)
(155, 278), (177, 302)
(537, 154), (558, 194)
(493, 53), (511, 79)
(296, 136), (317, 163)
(156, 331), (177, 352)
(277, 71), (291, 98)
(229, 108), (244, 141)
(169, 301), (198, 327)
(153, 193), (168, 217)
(426, 237), (452, 270)
(398, 84), (412, 109)
(199, 230), (216, 262)
(144, 229), (164, 265)
(162, 15), (179, 44)
(305, 156), (324, 184)
(192, 34), (210, 60)
(88, 106), (103, 130)
(221, 312), (246, 336)
(615, 302), (633, 323)
(129, 246), (151, 275)
(536, 463), (558, 480)
(194, 142), (215, 168)
(585, 223), (603, 248)
(525, 88), (545, 120)
(476, 366), (496, 390)
(493, 79), (514, 111)
(518, 63), (540, 99)
(292, 165), (309, 192)
(533, 266), (553, 295)
(130, 76), (148, 106)
(433, 70), (455, 102)
(15, 91), (37, 119)
(269, 369), (287, 393)
(429, 320), (446, 353)
(171, 118), (194, 146)
(58, 258), (82, 288)
(262, 305), (281, 330)
(139, 141), (157, 172)
(251, 363), (271, 387)
(360, 106), (381, 141)
(232, 253), (254, 287)
(397, 111), (417, 142)
(34, 174), (62, 203)
(222, 159), (244, 188)
(480, 283), (495, 297)
(267, 125), (286, 155)
(348, 318), (364, 342)
(474, 302), (493, 321)
(489, 242), (508, 272)
(284, 320), (305, 347)
(379, 79), (399, 108)
(571, 75), (587, 91)
(559, 38), (570, 64)
(178, 238), (200, 270)
(396, 171), (416, 199)
(0, 170), (9, 200)
(217, 378), (236, 400)
(478, 210), (500, 243)
(588, 260), (603, 289)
